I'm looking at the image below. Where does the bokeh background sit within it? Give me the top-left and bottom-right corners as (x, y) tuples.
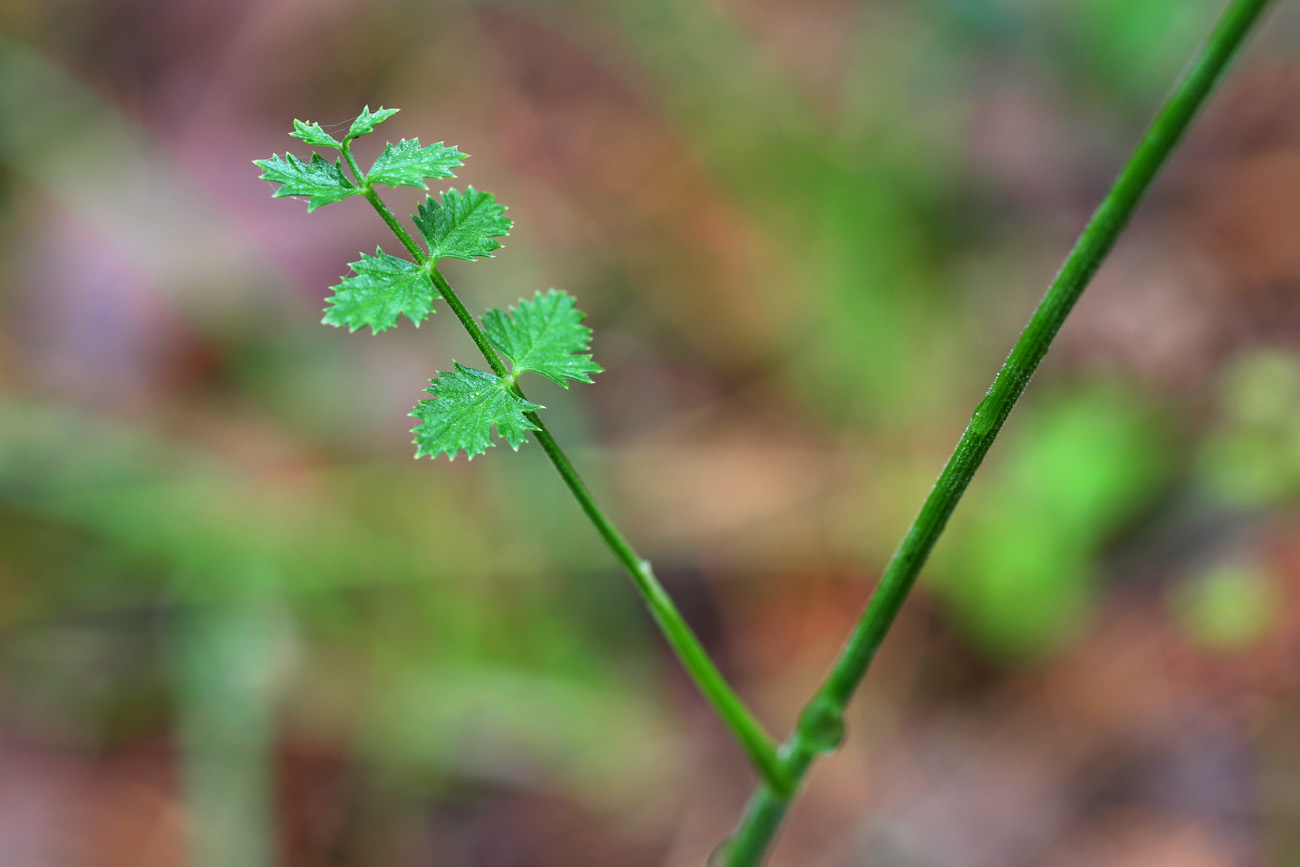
(2, 0), (1300, 864)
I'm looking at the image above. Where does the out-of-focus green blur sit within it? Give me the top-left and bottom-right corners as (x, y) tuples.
(2, 1), (1300, 864)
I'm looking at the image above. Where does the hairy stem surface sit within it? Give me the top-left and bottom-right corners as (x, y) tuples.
(338, 142), (789, 791)
(720, 0), (1277, 862)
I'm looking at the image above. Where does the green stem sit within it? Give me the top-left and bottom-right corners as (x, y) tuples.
(720, 0), (1276, 862)
(525, 412), (791, 793)
(338, 144), (789, 792)
(341, 140), (428, 263)
(427, 267), (512, 379)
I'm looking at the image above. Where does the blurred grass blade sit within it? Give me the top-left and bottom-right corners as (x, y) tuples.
(174, 579), (287, 867)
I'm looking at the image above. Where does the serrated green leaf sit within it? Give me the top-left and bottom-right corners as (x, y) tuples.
(254, 152), (359, 212)
(367, 138), (467, 189)
(411, 364), (542, 460)
(366, 138), (467, 188)
(346, 105), (399, 140)
(323, 248), (439, 333)
(288, 119), (341, 149)
(483, 290), (603, 387)
(413, 187), (512, 262)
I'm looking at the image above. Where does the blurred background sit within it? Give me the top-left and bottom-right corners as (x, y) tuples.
(1, 0), (1300, 864)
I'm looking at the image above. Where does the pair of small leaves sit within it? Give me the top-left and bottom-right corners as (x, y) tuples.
(289, 105), (400, 148)
(322, 188), (511, 334)
(255, 106), (467, 212)
(411, 290), (602, 460)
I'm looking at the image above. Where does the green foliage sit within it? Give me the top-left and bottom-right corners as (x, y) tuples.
(254, 152), (359, 212)
(411, 364), (542, 460)
(483, 291), (603, 387)
(289, 119), (341, 149)
(283, 106), (398, 153)
(258, 103), (786, 808)
(346, 105), (399, 140)
(256, 116), (595, 466)
(367, 139), (466, 189)
(414, 187), (512, 262)
(323, 248), (439, 333)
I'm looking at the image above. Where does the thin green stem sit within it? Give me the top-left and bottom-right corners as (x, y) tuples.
(525, 412), (791, 792)
(337, 146), (789, 791)
(427, 267), (512, 379)
(719, 0), (1276, 862)
(341, 140), (427, 263)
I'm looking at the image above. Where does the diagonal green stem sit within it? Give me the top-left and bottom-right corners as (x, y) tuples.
(338, 143), (790, 792)
(523, 411), (791, 793)
(719, 0), (1277, 862)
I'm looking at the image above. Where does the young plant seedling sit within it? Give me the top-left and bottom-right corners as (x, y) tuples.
(258, 0), (1276, 858)
(254, 108), (790, 794)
